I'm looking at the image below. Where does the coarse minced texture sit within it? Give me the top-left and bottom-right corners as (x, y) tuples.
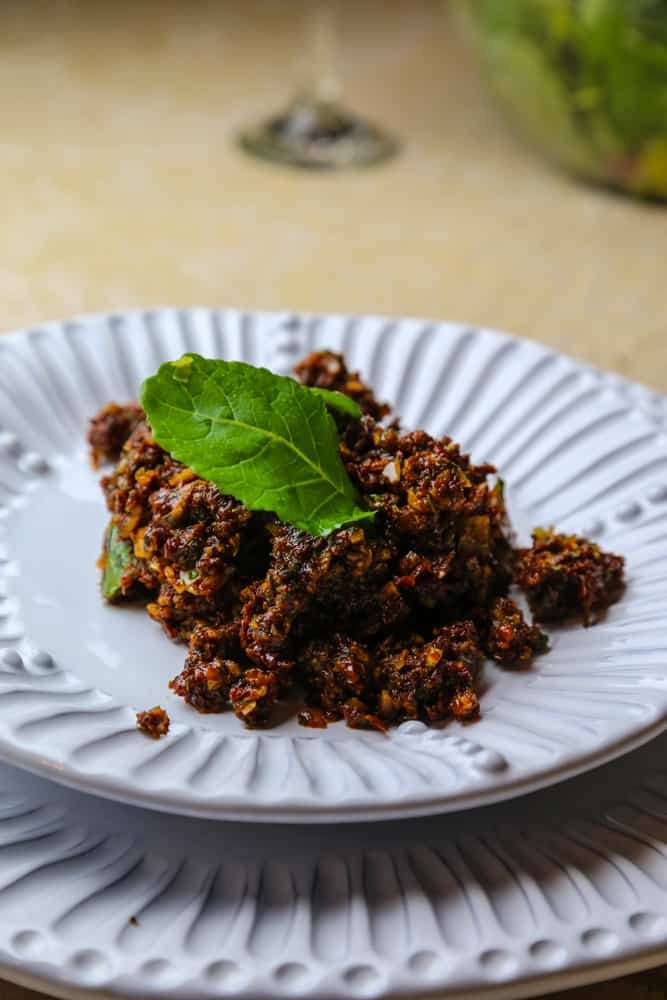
(486, 597), (549, 667)
(294, 350), (391, 422)
(517, 527), (626, 625)
(91, 351), (624, 730)
(136, 705), (170, 739)
(89, 401), (145, 469)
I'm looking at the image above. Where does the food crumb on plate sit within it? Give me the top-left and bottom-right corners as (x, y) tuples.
(136, 706), (170, 739)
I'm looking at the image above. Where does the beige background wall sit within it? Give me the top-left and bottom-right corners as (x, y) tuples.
(0, 0), (665, 391)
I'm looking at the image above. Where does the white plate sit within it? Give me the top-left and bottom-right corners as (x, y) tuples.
(2, 733), (667, 1000)
(1, 308), (667, 823)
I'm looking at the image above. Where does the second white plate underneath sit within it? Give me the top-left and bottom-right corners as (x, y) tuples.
(1, 735), (667, 1000)
(0, 308), (666, 821)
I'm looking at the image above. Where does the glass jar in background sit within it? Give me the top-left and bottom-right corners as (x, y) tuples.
(461, 0), (667, 201)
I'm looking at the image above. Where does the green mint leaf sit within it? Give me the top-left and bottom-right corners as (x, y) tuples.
(102, 523), (136, 599)
(140, 355), (375, 537)
(310, 388), (362, 420)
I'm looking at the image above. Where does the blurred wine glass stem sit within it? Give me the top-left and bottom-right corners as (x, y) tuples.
(238, 0), (397, 169)
(302, 1), (341, 105)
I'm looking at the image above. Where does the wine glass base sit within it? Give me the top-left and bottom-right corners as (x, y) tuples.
(238, 98), (398, 169)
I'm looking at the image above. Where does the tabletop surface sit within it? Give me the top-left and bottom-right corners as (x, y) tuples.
(0, 2), (665, 998)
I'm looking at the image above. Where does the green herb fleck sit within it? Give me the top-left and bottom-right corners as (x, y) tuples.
(140, 355), (374, 537)
(310, 388), (362, 420)
(102, 523), (136, 600)
(172, 355), (194, 382)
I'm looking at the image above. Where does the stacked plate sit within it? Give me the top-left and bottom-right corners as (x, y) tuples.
(1, 308), (667, 1000)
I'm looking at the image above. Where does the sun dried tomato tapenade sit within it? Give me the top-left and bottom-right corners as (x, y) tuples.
(485, 597), (549, 667)
(136, 705), (170, 739)
(90, 351), (625, 730)
(89, 401), (145, 469)
(517, 528), (625, 625)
